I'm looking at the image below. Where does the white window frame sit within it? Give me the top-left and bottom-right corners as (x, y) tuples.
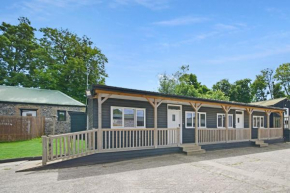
(217, 113), (233, 128)
(284, 108), (289, 117)
(253, 116), (265, 128)
(185, 111), (207, 128)
(111, 106), (146, 128)
(199, 112), (207, 128)
(185, 111), (196, 128)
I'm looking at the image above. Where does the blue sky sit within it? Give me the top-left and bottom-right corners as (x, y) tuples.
(1, 0), (290, 91)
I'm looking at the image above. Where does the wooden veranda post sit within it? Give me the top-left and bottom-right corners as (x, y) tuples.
(246, 108), (254, 139)
(265, 110), (272, 139)
(97, 93), (111, 152)
(146, 98), (163, 148)
(190, 102), (202, 145)
(279, 111), (283, 134)
(42, 136), (48, 165)
(221, 105), (231, 142)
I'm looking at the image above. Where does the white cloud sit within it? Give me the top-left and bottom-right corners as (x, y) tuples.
(111, 0), (170, 10)
(15, 0), (100, 17)
(153, 16), (209, 26)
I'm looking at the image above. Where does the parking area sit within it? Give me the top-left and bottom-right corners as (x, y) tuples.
(1, 143), (290, 193)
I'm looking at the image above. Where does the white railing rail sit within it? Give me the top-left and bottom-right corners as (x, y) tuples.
(258, 127), (283, 140)
(42, 127), (180, 165)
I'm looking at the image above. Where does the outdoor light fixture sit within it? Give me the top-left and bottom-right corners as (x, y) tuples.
(86, 90), (92, 97)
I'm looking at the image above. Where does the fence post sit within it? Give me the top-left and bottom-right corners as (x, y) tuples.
(177, 127), (180, 146)
(97, 129), (102, 152)
(42, 136), (48, 166)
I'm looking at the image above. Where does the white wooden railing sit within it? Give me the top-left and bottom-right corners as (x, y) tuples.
(198, 128), (251, 144)
(42, 127), (180, 165)
(258, 128), (283, 140)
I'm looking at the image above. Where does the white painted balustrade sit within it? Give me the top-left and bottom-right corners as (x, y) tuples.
(42, 127), (180, 165)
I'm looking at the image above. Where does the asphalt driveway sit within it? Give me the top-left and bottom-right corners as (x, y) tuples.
(1, 143), (290, 193)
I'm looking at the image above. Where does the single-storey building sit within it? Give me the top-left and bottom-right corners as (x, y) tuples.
(41, 85), (285, 165)
(0, 85), (86, 134)
(251, 97), (290, 140)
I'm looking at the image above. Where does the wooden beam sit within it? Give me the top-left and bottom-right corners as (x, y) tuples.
(146, 97), (155, 108)
(95, 89), (283, 113)
(156, 100), (163, 108)
(101, 94), (112, 104)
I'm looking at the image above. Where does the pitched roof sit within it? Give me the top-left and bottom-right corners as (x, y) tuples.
(0, 86), (85, 107)
(92, 84), (284, 111)
(250, 97), (287, 106)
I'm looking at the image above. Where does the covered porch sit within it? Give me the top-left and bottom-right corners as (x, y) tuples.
(41, 85), (284, 165)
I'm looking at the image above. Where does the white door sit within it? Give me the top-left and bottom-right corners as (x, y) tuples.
(168, 109), (181, 128)
(236, 111), (244, 128)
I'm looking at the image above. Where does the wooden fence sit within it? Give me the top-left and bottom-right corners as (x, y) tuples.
(0, 116), (45, 142)
(258, 128), (283, 140)
(42, 127), (180, 165)
(198, 128), (251, 144)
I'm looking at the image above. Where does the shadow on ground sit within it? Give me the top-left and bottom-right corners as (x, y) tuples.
(23, 142), (290, 181)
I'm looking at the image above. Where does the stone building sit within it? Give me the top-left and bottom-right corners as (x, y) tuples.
(0, 86), (86, 134)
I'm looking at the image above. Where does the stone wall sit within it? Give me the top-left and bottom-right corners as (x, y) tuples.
(0, 102), (86, 135)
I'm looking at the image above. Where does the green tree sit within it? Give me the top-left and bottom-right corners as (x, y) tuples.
(158, 73), (177, 94)
(261, 68), (274, 99)
(251, 74), (267, 102)
(33, 28), (108, 103)
(230, 79), (252, 103)
(158, 65), (227, 100)
(0, 17), (38, 86)
(212, 79), (232, 97)
(200, 90), (229, 101)
(274, 63), (290, 97)
(273, 83), (286, 98)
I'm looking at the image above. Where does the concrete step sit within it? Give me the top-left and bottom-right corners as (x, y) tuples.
(182, 146), (202, 152)
(255, 140), (265, 145)
(186, 149), (206, 156)
(259, 143), (268, 148)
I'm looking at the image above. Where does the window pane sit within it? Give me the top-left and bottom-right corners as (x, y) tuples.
(124, 108), (135, 127)
(218, 115), (223, 127)
(58, 111), (66, 121)
(228, 115), (233, 127)
(200, 114), (206, 127)
(257, 117), (260, 128)
(137, 110), (145, 127)
(113, 108), (123, 127)
(186, 113), (192, 127)
(193, 112), (196, 127)
(261, 117), (264, 127)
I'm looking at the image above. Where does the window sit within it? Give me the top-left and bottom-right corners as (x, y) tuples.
(274, 117), (281, 128)
(253, 116), (264, 128)
(217, 113), (233, 128)
(57, 110), (66, 121)
(185, 111), (206, 128)
(21, 109), (37, 117)
(284, 108), (289, 117)
(111, 107), (145, 128)
(172, 114), (176, 121)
